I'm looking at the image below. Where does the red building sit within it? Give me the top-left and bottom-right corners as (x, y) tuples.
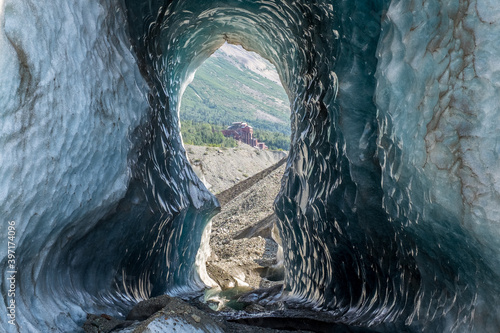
(222, 122), (268, 150)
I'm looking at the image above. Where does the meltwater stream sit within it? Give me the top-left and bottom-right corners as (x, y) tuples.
(1, 0), (500, 332)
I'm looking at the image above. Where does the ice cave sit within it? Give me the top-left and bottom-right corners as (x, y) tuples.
(1, 0), (500, 332)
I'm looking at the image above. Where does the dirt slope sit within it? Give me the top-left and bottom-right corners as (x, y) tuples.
(185, 142), (286, 194)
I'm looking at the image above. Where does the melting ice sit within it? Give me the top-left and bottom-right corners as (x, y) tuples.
(1, 0), (500, 332)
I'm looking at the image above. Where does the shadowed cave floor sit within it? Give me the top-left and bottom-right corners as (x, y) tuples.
(83, 293), (381, 333)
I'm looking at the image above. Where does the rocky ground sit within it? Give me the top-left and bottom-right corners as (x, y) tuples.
(185, 141), (287, 294)
(207, 163), (286, 291)
(83, 294), (310, 333)
(83, 293), (377, 333)
(187, 141), (288, 307)
(83, 143), (296, 332)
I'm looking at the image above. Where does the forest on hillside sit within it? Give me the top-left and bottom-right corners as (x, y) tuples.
(181, 120), (290, 150)
(181, 121), (237, 148)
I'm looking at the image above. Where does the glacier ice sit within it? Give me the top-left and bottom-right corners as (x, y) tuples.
(1, 0), (500, 332)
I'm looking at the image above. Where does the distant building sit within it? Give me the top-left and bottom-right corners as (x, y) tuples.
(222, 122), (268, 150)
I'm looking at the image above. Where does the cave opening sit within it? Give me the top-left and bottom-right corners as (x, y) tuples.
(178, 42), (291, 310)
(122, 0), (355, 322)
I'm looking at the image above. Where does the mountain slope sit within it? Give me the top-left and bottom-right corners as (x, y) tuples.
(180, 43), (291, 136)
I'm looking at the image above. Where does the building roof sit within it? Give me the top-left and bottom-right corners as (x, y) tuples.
(227, 122), (252, 130)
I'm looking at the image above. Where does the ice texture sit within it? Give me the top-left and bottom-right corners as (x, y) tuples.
(375, 0), (500, 330)
(1, 0), (500, 332)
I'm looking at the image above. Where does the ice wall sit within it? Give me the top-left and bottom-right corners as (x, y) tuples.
(1, 0), (500, 332)
(376, 0), (500, 330)
(0, 0), (149, 330)
(0, 0), (217, 331)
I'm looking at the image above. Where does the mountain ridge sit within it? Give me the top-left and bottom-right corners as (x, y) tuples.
(180, 43), (291, 136)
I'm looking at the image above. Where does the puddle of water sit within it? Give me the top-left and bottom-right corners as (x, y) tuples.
(203, 286), (254, 311)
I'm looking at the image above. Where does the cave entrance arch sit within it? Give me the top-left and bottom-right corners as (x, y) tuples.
(126, 0), (404, 325)
(147, 2), (409, 321)
(178, 42), (290, 307)
(124, 1), (354, 318)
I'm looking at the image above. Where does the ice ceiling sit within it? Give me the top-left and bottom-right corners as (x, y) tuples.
(1, 0), (500, 332)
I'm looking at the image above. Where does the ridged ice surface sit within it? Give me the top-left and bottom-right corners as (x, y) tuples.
(1, 0), (500, 332)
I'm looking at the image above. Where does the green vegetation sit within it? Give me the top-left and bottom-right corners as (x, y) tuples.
(253, 129), (290, 151)
(181, 120), (289, 151)
(181, 120), (237, 148)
